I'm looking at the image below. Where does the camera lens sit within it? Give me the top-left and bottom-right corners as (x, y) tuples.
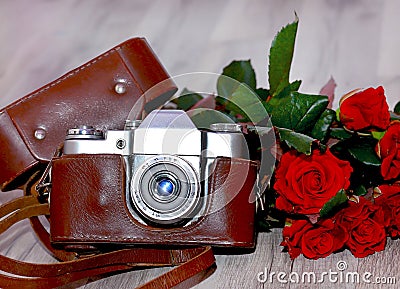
(156, 178), (175, 197)
(130, 155), (200, 226)
(149, 173), (180, 203)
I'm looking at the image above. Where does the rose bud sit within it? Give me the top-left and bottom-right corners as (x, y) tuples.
(339, 86), (390, 131)
(376, 121), (400, 180)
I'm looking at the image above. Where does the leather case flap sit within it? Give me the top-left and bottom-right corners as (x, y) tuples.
(0, 38), (176, 190)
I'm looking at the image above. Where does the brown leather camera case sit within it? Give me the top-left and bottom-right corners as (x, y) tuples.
(50, 154), (257, 248)
(0, 38), (176, 191)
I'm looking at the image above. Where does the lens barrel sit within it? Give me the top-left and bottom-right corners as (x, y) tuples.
(130, 155), (200, 225)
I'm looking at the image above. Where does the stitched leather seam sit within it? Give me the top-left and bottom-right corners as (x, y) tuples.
(116, 49), (144, 95)
(5, 40), (146, 163)
(4, 48), (123, 162)
(57, 154), (146, 241)
(169, 250), (176, 264)
(53, 235), (246, 243)
(4, 39), (143, 111)
(104, 159), (247, 239)
(0, 111), (38, 188)
(54, 157), (255, 245)
(5, 47), (121, 111)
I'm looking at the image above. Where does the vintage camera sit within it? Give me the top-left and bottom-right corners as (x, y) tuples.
(50, 110), (258, 248)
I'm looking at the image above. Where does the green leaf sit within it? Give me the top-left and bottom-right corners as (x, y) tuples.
(391, 111), (400, 121)
(330, 128), (353, 140)
(320, 189), (348, 218)
(347, 138), (381, 167)
(336, 108), (341, 122)
(173, 88), (202, 110)
(371, 131), (386, 141)
(352, 185), (367, 196)
(288, 80), (302, 92)
(274, 80), (302, 99)
(256, 219), (272, 232)
(187, 108), (235, 129)
(268, 17), (298, 96)
(311, 109), (336, 141)
(255, 88), (270, 101)
(265, 92), (329, 133)
(394, 101), (400, 114)
(217, 60), (256, 99)
(277, 127), (315, 155)
(224, 83), (269, 123)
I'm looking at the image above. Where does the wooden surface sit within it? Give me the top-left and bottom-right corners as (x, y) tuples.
(1, 1), (400, 288)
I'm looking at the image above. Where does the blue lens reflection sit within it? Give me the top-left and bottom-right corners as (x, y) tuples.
(156, 179), (174, 197)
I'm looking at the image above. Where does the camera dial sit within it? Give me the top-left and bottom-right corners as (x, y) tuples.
(66, 126), (104, 140)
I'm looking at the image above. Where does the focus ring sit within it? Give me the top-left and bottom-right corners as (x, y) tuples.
(130, 155), (200, 226)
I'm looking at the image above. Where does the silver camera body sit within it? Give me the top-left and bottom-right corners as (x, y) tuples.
(63, 110), (249, 227)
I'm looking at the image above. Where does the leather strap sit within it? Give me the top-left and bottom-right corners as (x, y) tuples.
(24, 170), (78, 262)
(0, 196), (215, 288)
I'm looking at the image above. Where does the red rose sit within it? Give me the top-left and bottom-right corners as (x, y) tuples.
(281, 218), (348, 259)
(376, 121), (400, 180)
(375, 183), (400, 237)
(339, 86), (390, 131)
(335, 198), (386, 258)
(274, 148), (353, 215)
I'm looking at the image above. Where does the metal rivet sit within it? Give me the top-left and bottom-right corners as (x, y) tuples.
(114, 82), (127, 94)
(34, 128), (46, 140)
(116, 139), (126, 149)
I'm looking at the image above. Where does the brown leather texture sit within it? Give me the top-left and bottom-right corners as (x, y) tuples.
(50, 154), (257, 248)
(0, 195), (215, 288)
(0, 38), (176, 191)
(0, 113), (39, 190)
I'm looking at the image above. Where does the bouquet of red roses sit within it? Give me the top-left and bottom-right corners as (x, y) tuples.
(277, 85), (400, 259)
(172, 17), (400, 259)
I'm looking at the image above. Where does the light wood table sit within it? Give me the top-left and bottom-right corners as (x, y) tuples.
(1, 1), (399, 288)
